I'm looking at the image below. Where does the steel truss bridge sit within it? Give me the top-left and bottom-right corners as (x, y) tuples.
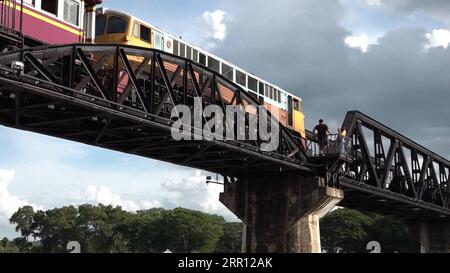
(0, 44), (449, 221)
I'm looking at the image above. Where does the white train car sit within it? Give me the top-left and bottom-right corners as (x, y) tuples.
(94, 8), (306, 138)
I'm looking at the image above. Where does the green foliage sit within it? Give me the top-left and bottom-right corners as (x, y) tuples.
(321, 209), (374, 252)
(0, 237), (20, 253)
(7, 205), (234, 253)
(320, 208), (420, 253)
(120, 208), (225, 253)
(7, 205), (419, 253)
(215, 222), (243, 253)
(368, 215), (419, 253)
(9, 206), (35, 240)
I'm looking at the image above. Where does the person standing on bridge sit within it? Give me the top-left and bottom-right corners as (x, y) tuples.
(314, 119), (331, 156)
(338, 128), (348, 156)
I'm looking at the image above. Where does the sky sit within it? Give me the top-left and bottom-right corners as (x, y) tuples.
(1, 0), (450, 238)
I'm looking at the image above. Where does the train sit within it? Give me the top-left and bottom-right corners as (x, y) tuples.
(0, 0), (87, 46)
(0, 0), (306, 142)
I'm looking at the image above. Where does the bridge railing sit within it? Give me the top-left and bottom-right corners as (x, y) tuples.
(307, 133), (353, 158)
(332, 111), (450, 210)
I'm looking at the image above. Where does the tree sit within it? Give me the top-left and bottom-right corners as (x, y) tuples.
(320, 209), (374, 252)
(10, 205), (232, 253)
(33, 206), (81, 253)
(0, 237), (20, 253)
(123, 208), (225, 253)
(368, 215), (419, 253)
(215, 222), (243, 253)
(9, 206), (35, 241)
(77, 204), (130, 253)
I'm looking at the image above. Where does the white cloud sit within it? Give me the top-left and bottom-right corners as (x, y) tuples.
(161, 170), (238, 221)
(203, 10), (228, 41)
(83, 185), (161, 212)
(0, 169), (44, 238)
(345, 34), (371, 52)
(194, 9), (230, 50)
(81, 171), (238, 221)
(0, 169), (43, 219)
(366, 0), (382, 6)
(425, 29), (450, 49)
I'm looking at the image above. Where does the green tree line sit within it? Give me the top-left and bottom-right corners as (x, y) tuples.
(5, 205), (242, 253)
(320, 209), (420, 253)
(1, 205), (419, 253)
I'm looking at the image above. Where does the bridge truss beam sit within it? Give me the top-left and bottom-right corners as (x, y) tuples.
(0, 44), (310, 177)
(328, 111), (450, 220)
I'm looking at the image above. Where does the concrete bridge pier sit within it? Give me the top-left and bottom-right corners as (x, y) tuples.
(220, 173), (344, 253)
(410, 222), (450, 253)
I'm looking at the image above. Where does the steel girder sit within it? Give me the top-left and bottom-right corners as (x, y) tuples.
(0, 44), (311, 177)
(330, 111), (450, 220)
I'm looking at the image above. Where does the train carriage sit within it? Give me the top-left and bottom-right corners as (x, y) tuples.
(0, 1), (307, 145)
(0, 0), (85, 46)
(94, 9), (306, 141)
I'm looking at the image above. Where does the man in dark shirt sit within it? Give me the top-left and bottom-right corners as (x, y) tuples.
(314, 119), (331, 156)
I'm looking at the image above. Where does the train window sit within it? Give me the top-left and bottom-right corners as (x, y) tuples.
(133, 23), (140, 38)
(107, 16), (128, 34)
(208, 57), (220, 73)
(259, 82), (264, 95)
(199, 53), (206, 65)
(193, 49), (198, 62)
(248, 76), (257, 92)
(173, 40), (179, 56)
(23, 0), (35, 7)
(221, 63), (233, 81)
(236, 70), (246, 87)
(180, 43), (186, 58)
(140, 25), (151, 43)
(96, 16), (106, 36)
(259, 96), (265, 104)
(249, 92), (257, 100)
(186, 46), (192, 60)
(42, 0), (58, 16)
(288, 96), (293, 126)
(266, 86), (272, 99)
(293, 99), (299, 111)
(63, 0), (80, 26)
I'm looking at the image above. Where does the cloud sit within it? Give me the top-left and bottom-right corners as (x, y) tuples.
(345, 34), (371, 52)
(212, 0), (450, 159)
(83, 185), (161, 212)
(189, 9), (230, 51)
(366, 0), (382, 6)
(0, 170), (43, 218)
(203, 10), (228, 41)
(425, 29), (450, 49)
(161, 170), (238, 221)
(368, 0), (450, 24)
(0, 169), (44, 238)
(82, 171), (238, 221)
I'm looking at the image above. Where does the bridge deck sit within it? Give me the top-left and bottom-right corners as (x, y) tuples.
(0, 44), (449, 221)
(0, 44), (311, 177)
